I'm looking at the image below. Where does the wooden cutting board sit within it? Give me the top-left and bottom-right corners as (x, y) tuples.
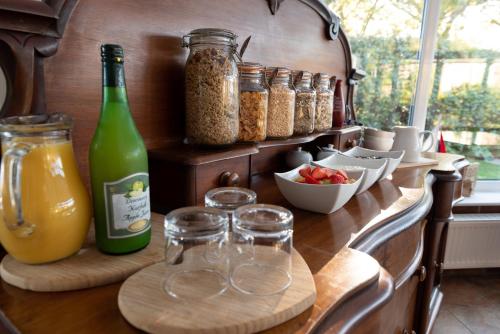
(0, 213), (165, 292)
(118, 248), (316, 334)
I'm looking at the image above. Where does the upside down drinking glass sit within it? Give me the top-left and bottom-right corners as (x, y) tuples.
(231, 204), (293, 296)
(164, 207), (229, 300)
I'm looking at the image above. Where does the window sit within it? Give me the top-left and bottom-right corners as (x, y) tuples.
(327, 0), (425, 130)
(425, 0), (500, 180)
(328, 0), (500, 180)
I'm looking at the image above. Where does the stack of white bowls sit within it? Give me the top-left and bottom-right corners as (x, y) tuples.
(363, 127), (395, 151)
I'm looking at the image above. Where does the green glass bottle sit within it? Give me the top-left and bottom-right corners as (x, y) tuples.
(89, 44), (151, 254)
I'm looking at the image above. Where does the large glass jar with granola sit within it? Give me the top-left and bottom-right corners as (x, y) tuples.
(238, 62), (268, 142)
(313, 73), (334, 132)
(182, 28), (239, 145)
(293, 71), (316, 135)
(267, 68), (295, 138)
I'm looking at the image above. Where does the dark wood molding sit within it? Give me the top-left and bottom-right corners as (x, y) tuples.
(0, 0), (78, 37)
(311, 268), (394, 334)
(349, 174), (434, 253)
(0, 0), (78, 116)
(348, 68), (367, 123)
(268, 0), (285, 15)
(268, 0), (340, 40)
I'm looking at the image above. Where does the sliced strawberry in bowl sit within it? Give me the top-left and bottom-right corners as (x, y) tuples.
(299, 166), (312, 178)
(329, 174), (346, 184)
(304, 175), (320, 184)
(311, 167), (328, 180)
(336, 169), (348, 180)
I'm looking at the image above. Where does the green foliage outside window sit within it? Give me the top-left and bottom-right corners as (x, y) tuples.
(326, 0), (500, 179)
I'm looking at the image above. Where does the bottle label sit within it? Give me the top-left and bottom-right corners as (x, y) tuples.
(103, 173), (151, 239)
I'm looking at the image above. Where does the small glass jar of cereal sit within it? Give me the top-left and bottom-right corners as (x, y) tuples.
(267, 68), (295, 138)
(238, 63), (268, 142)
(313, 73), (334, 132)
(293, 71), (316, 135)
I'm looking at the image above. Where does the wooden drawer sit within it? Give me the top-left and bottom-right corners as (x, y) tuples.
(194, 156), (251, 205)
(338, 130), (361, 152)
(370, 221), (423, 282)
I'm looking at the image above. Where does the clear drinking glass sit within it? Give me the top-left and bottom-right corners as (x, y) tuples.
(164, 207), (229, 300)
(231, 204), (293, 296)
(205, 187), (257, 222)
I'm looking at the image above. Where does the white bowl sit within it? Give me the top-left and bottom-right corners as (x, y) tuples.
(364, 127), (395, 139)
(363, 135), (394, 151)
(314, 153), (387, 194)
(274, 164), (364, 214)
(343, 147), (404, 180)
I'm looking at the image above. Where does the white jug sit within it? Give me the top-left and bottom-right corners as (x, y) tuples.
(392, 126), (435, 163)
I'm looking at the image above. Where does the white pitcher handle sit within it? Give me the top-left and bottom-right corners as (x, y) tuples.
(420, 130), (435, 152)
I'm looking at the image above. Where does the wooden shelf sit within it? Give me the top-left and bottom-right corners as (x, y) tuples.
(149, 126), (361, 166)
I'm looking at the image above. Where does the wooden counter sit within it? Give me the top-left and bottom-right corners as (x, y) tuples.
(0, 153), (466, 334)
(0, 1), (466, 332)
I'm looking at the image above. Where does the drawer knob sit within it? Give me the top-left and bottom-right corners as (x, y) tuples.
(345, 138), (357, 149)
(416, 265), (427, 282)
(219, 171), (240, 187)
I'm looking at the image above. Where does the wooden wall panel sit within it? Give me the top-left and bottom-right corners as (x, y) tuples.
(42, 0), (348, 186)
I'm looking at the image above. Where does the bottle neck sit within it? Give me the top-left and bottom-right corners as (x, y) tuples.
(102, 61), (128, 104)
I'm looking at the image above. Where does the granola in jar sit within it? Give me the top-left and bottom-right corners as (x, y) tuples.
(267, 68), (295, 138)
(238, 63), (268, 142)
(314, 73), (334, 132)
(183, 29), (239, 145)
(293, 71), (316, 135)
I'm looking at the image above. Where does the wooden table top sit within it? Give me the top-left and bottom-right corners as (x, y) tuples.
(0, 162), (451, 334)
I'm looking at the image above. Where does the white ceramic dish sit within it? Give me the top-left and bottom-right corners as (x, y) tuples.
(314, 153), (387, 194)
(364, 127), (395, 139)
(343, 147), (404, 180)
(274, 164), (364, 214)
(363, 134), (394, 151)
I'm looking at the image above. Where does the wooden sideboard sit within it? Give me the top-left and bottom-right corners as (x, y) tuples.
(0, 1), (468, 333)
(0, 153), (466, 334)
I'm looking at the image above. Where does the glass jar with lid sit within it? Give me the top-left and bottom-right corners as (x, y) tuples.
(314, 73), (334, 132)
(182, 28), (239, 145)
(266, 68), (295, 138)
(238, 63), (268, 142)
(293, 71), (316, 135)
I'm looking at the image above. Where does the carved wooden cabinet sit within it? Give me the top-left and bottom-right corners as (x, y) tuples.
(0, 1), (465, 334)
(149, 128), (361, 212)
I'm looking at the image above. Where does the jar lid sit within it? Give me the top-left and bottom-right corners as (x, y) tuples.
(238, 62), (264, 74)
(0, 113), (73, 136)
(268, 67), (291, 83)
(315, 73), (330, 81)
(182, 28), (237, 47)
(295, 71), (312, 83)
(205, 187), (257, 211)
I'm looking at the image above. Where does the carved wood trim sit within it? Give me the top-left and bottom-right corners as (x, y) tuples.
(268, 0), (340, 40)
(0, 0), (79, 116)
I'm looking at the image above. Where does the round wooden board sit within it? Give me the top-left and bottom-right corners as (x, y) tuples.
(0, 214), (165, 292)
(118, 248), (317, 334)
